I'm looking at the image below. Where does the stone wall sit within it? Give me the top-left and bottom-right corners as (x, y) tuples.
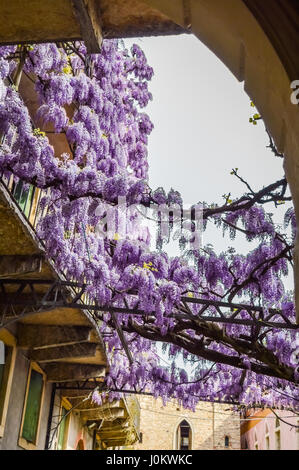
(133, 396), (240, 450)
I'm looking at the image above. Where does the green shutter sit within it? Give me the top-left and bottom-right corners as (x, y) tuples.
(13, 181), (35, 218)
(0, 364), (4, 421)
(22, 369), (43, 443)
(57, 407), (67, 450)
(0, 346), (12, 421)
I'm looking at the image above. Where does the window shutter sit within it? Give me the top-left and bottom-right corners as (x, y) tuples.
(21, 369), (43, 443)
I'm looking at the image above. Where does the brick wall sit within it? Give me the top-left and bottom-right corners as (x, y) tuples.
(133, 396), (240, 450)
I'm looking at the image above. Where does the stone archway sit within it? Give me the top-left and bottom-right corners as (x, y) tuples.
(142, 0), (299, 320)
(173, 417), (194, 450)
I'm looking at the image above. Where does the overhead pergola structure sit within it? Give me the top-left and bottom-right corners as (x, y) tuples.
(0, 278), (297, 333)
(0, 273), (297, 388)
(3, 55), (292, 373)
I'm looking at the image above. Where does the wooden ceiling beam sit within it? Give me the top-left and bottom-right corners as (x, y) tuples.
(81, 407), (125, 421)
(43, 362), (106, 382)
(71, 0), (102, 53)
(29, 342), (98, 362)
(17, 324), (92, 349)
(0, 255), (43, 277)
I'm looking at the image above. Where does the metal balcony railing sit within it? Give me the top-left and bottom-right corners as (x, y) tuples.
(0, 171), (100, 326)
(0, 171), (47, 229)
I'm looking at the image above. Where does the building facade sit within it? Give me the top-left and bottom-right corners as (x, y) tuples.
(133, 395), (240, 450)
(241, 409), (299, 451)
(0, 327), (139, 451)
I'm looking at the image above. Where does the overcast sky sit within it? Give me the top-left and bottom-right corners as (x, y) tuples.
(125, 34), (290, 260)
(126, 34), (284, 198)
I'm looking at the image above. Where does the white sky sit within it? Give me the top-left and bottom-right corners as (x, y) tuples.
(126, 34), (284, 199)
(124, 34), (291, 260)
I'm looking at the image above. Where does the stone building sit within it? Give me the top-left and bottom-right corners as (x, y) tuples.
(133, 395), (240, 450)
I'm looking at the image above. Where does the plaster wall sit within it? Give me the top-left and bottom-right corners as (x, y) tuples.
(0, 349), (52, 450)
(241, 410), (299, 450)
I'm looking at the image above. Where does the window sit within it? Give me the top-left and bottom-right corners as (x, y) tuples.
(275, 417), (281, 450)
(19, 362), (45, 450)
(57, 407), (68, 450)
(275, 430), (281, 450)
(175, 420), (192, 450)
(12, 180), (35, 218)
(254, 432), (259, 450)
(0, 330), (17, 437)
(265, 425), (270, 450)
(224, 435), (230, 448)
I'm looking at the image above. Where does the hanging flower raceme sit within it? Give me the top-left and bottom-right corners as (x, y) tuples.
(0, 41), (297, 411)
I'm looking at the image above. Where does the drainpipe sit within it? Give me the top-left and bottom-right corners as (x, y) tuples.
(45, 383), (56, 450)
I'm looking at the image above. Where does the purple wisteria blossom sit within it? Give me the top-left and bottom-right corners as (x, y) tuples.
(0, 41), (297, 411)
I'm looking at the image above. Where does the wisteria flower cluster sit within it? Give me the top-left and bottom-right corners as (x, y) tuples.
(0, 41), (297, 411)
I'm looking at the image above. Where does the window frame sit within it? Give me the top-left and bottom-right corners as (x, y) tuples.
(18, 361), (46, 450)
(0, 329), (17, 438)
(274, 417), (281, 450)
(254, 431), (259, 450)
(275, 427), (281, 450)
(265, 424), (270, 450)
(174, 419), (193, 450)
